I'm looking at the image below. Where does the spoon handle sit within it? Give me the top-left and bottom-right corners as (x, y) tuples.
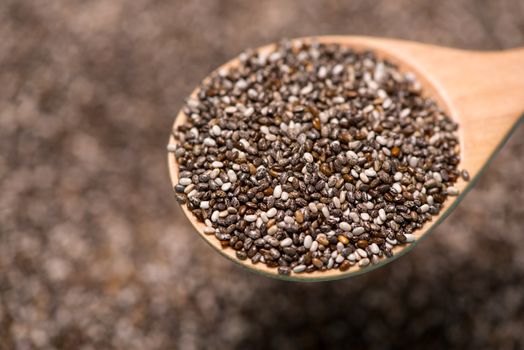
(349, 36), (524, 183)
(429, 47), (524, 176)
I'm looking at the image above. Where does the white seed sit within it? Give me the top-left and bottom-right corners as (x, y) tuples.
(340, 222), (351, 231)
(293, 264), (306, 273)
(211, 125), (221, 136)
(360, 213), (370, 221)
(210, 168), (220, 179)
(303, 235), (313, 249)
(333, 197), (341, 208)
(359, 258), (370, 267)
(370, 243), (380, 255)
(244, 215), (257, 222)
(308, 202), (318, 213)
(392, 182), (402, 194)
(349, 212), (360, 223)
(303, 152), (314, 163)
(266, 208), (277, 218)
(221, 182), (232, 191)
(447, 187), (459, 196)
(356, 248), (368, 258)
(225, 106), (237, 114)
(211, 161), (224, 168)
(179, 178), (192, 186)
(227, 169), (237, 182)
(433, 172), (442, 183)
(332, 64), (344, 75)
(429, 133), (440, 145)
(322, 206), (330, 218)
(280, 237), (293, 247)
(405, 234), (416, 243)
(211, 211), (219, 222)
(167, 144), (177, 152)
(359, 172), (369, 183)
(376, 135), (387, 145)
(339, 191), (347, 203)
(379, 208), (387, 221)
(243, 107), (254, 117)
(203, 227), (215, 234)
(420, 204), (430, 213)
(300, 83), (313, 95)
(409, 157), (419, 168)
(318, 66), (328, 79)
(364, 168), (377, 177)
(310, 241), (319, 252)
(394, 172), (403, 181)
(281, 192), (289, 201)
(203, 137), (216, 147)
(273, 185), (282, 198)
(265, 134), (277, 141)
(200, 201), (209, 209)
(386, 237), (398, 245)
(284, 216), (294, 225)
(336, 255), (345, 263)
(327, 257), (334, 269)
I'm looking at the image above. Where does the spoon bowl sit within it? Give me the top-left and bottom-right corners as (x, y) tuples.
(168, 36), (524, 281)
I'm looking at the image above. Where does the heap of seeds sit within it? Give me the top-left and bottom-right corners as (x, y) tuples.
(169, 40), (469, 276)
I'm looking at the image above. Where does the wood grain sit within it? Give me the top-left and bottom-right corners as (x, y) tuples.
(167, 36), (524, 281)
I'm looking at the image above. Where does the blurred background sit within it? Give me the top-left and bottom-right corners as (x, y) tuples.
(1, 0), (524, 349)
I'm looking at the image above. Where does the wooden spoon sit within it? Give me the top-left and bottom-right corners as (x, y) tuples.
(167, 36), (524, 281)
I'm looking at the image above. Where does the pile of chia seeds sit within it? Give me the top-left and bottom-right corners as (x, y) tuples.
(169, 40), (468, 276)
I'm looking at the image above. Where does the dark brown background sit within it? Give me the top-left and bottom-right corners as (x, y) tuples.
(1, 1), (524, 349)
